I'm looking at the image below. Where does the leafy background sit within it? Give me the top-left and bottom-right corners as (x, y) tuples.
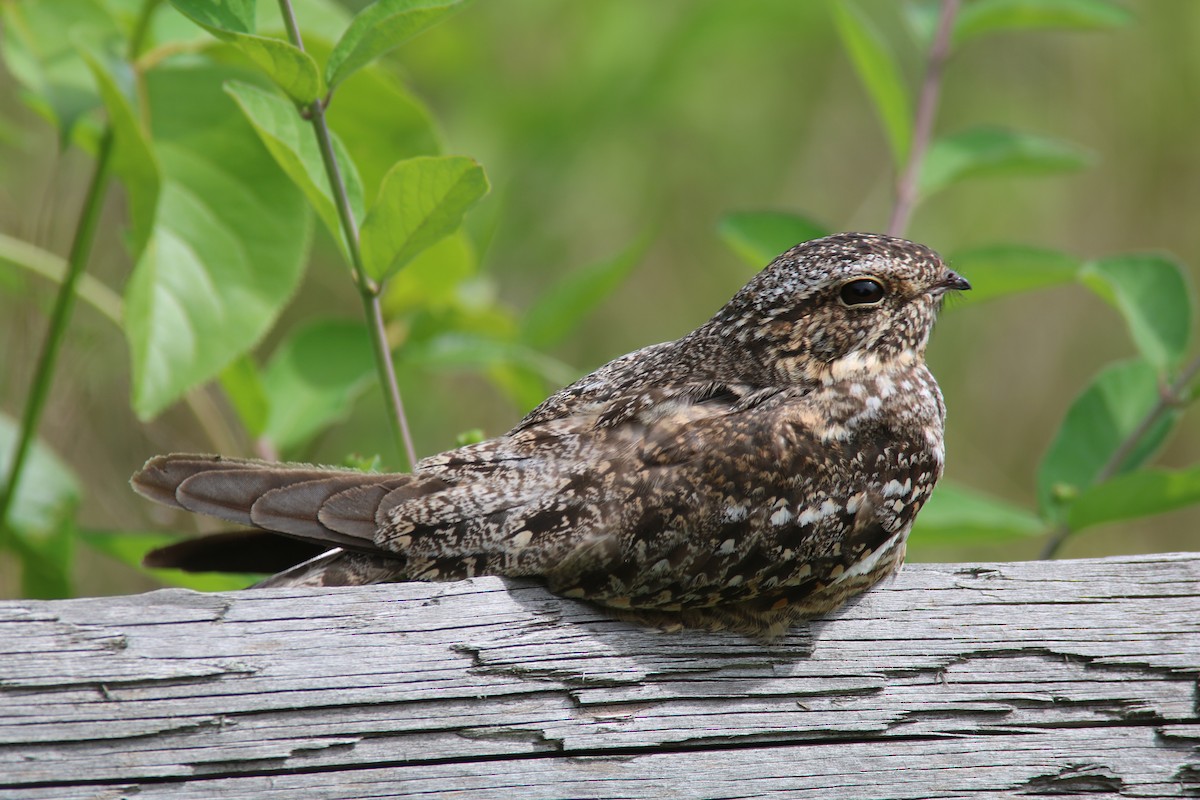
(2, 0), (1199, 599)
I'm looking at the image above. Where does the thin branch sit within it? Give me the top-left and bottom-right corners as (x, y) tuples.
(0, 130), (115, 548)
(1098, 357), (1200, 485)
(886, 0), (960, 238)
(276, 0), (418, 471)
(0, 0), (186, 547)
(1039, 352), (1200, 559)
(0, 233), (123, 325)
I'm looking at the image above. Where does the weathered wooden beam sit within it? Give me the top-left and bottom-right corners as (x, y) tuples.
(1, 553), (1198, 799)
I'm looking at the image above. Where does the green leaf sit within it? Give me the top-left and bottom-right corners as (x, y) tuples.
(326, 0), (465, 89)
(488, 363), (555, 416)
(1079, 254), (1193, 374)
(455, 428), (485, 447)
(947, 245), (1082, 305)
(1068, 466), (1200, 532)
(520, 238), (647, 349)
(225, 80), (365, 249)
(901, 0), (941, 48)
(1, 411), (78, 597)
(340, 453), (383, 472)
(0, 414), (80, 537)
(0, 0), (121, 136)
(80, 529), (259, 591)
(325, 60), (442, 201)
(919, 127), (1092, 197)
(219, 355), (270, 438)
(403, 301), (518, 346)
(170, 0), (325, 103)
(910, 481), (1045, 545)
(261, 319), (376, 452)
(257, 0), (352, 45)
(831, 1), (912, 167)
(954, 0), (1134, 44)
(10, 522), (74, 599)
(80, 48), (161, 259)
(383, 232), (476, 313)
(173, 0), (257, 31)
(360, 156), (489, 282)
(717, 212), (830, 269)
(125, 65), (311, 420)
(1037, 359), (1180, 522)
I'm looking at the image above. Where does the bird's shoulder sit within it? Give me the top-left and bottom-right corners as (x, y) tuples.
(511, 341), (684, 431)
(419, 377), (832, 478)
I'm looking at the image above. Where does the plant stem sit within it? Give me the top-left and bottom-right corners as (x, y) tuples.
(0, 233), (123, 325)
(0, 130), (115, 548)
(1039, 352), (1200, 559)
(308, 98), (417, 468)
(887, 0), (960, 238)
(1, 0), (167, 548)
(276, 0), (417, 471)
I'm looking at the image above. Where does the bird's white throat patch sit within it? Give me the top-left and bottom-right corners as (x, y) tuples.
(826, 347), (918, 383)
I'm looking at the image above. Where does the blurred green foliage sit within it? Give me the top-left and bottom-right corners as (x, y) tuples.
(1, 0), (1199, 600)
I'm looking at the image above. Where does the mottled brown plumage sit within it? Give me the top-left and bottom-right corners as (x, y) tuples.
(134, 232), (968, 637)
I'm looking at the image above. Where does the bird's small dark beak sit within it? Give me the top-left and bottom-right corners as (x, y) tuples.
(934, 269), (971, 294)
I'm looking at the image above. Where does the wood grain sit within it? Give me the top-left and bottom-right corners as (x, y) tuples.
(1, 553), (1198, 799)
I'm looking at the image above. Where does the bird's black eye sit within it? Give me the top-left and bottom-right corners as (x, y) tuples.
(839, 278), (886, 306)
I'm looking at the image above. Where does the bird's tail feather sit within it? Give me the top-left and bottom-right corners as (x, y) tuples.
(131, 454), (410, 553)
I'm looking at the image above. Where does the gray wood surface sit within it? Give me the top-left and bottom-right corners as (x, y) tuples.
(1, 553), (1198, 799)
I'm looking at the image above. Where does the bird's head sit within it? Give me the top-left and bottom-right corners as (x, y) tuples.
(703, 232), (969, 384)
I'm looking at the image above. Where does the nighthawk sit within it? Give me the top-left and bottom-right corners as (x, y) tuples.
(134, 232), (969, 637)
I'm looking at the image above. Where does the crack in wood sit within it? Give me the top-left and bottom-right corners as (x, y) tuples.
(457, 726), (565, 751)
(188, 736), (364, 776)
(954, 566), (1005, 578)
(0, 555), (1196, 797)
(1019, 762), (1126, 794)
(2, 728), (1197, 797)
(1174, 763), (1200, 794)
